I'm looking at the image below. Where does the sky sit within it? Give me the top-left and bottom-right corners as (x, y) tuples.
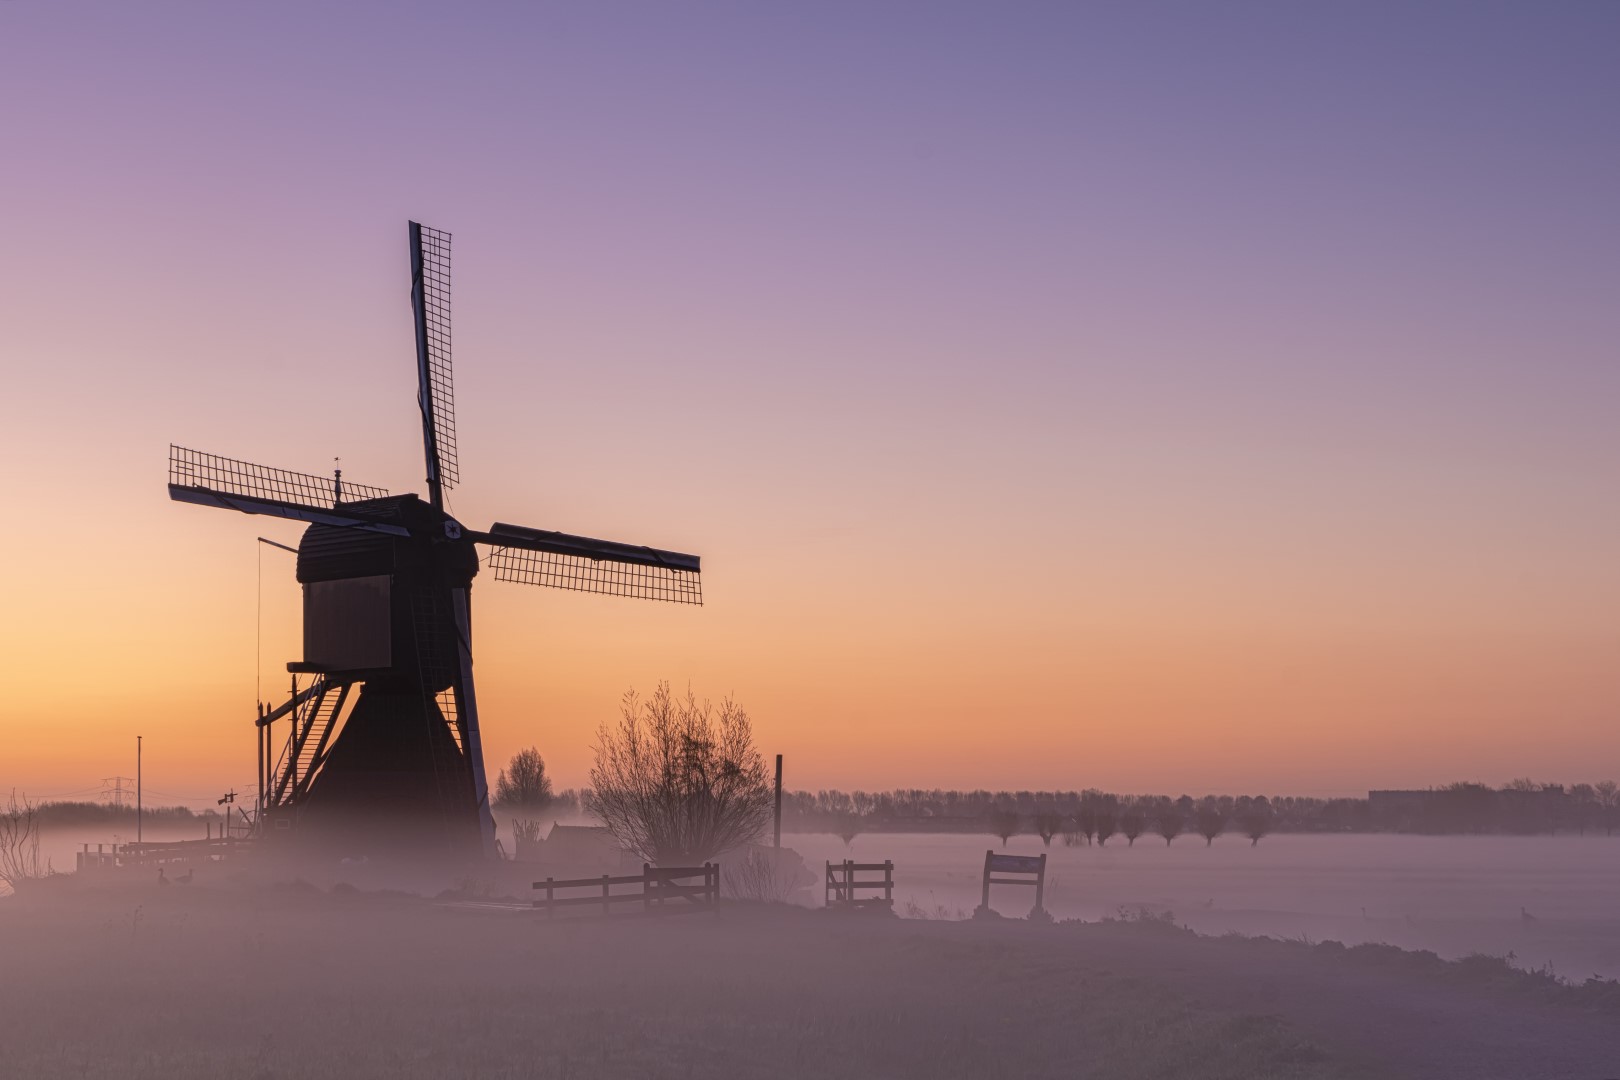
(2, 2), (1617, 805)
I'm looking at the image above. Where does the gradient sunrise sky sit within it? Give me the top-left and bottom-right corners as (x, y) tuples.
(2, 3), (1617, 804)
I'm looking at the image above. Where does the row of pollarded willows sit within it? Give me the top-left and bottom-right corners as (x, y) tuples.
(984, 796), (1269, 848)
(824, 795), (1273, 849)
(790, 781), (1620, 839)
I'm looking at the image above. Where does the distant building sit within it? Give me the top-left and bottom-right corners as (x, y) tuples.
(540, 823), (636, 871)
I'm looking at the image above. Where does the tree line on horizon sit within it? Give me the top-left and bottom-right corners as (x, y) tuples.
(783, 780), (1620, 842)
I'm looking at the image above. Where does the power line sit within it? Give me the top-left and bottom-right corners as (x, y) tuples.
(21, 786), (105, 799)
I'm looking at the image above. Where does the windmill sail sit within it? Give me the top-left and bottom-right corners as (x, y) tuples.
(476, 522), (702, 604)
(409, 221), (457, 508)
(168, 445), (406, 535)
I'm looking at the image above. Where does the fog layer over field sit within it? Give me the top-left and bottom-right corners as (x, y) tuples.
(789, 832), (1620, 979)
(31, 825), (1620, 981)
(5, 856), (1620, 1080)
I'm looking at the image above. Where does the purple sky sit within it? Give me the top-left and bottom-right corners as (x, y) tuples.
(3, 3), (1618, 797)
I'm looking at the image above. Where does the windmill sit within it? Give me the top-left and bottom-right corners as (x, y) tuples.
(169, 222), (701, 858)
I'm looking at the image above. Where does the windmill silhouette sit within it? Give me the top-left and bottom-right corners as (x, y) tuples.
(169, 222), (701, 857)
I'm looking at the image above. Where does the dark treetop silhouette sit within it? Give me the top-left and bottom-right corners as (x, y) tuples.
(169, 222), (701, 857)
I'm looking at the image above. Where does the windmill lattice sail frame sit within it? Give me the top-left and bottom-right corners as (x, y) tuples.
(169, 445), (388, 508)
(485, 546), (703, 604)
(413, 223), (458, 492)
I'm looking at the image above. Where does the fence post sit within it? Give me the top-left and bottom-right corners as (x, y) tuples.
(981, 850), (992, 910)
(885, 860), (893, 904)
(602, 874), (611, 916)
(1035, 853), (1047, 913)
(824, 861), (831, 907)
(644, 863), (652, 914)
(545, 877), (555, 919)
(844, 859), (853, 905)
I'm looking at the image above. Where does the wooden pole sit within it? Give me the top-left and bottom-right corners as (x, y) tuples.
(256, 702), (264, 834)
(885, 860), (893, 904)
(288, 677), (298, 803)
(136, 735), (143, 845)
(981, 850), (992, 910)
(1035, 853), (1047, 913)
(773, 754), (783, 849)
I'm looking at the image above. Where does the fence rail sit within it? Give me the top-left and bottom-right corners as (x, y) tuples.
(77, 838), (245, 872)
(825, 859), (894, 909)
(533, 863), (720, 918)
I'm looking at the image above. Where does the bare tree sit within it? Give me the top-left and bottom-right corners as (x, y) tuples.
(1568, 784), (1597, 835)
(723, 847), (807, 903)
(0, 791), (50, 891)
(1095, 805), (1118, 846)
(1155, 803), (1185, 847)
(989, 809), (1021, 847)
(1596, 780), (1619, 837)
(510, 818), (543, 860)
(1239, 798), (1273, 846)
(1194, 802), (1226, 846)
(1119, 806), (1145, 846)
(494, 747), (554, 810)
(834, 813), (861, 847)
(1032, 809), (1064, 847)
(1074, 803), (1098, 845)
(588, 683), (773, 865)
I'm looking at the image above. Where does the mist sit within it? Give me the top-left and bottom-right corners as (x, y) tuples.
(5, 815), (1619, 1079)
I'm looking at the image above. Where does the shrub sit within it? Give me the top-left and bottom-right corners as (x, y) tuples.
(589, 683), (772, 865)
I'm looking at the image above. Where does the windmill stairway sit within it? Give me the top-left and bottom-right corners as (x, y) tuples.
(269, 677), (352, 808)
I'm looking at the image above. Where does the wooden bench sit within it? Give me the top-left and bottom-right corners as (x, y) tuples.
(980, 850), (1046, 916)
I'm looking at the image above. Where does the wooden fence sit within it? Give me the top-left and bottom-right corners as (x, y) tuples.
(824, 859), (894, 909)
(78, 838), (244, 872)
(533, 863), (719, 918)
